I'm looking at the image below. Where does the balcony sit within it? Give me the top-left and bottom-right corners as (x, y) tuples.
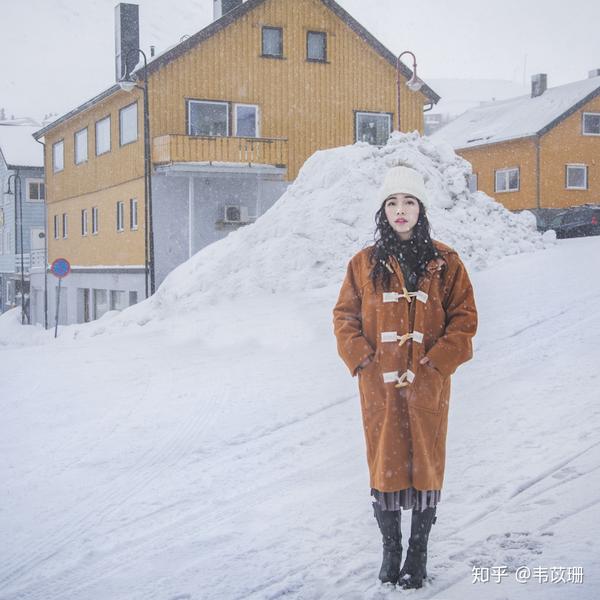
(152, 135), (288, 171)
(0, 253), (32, 274)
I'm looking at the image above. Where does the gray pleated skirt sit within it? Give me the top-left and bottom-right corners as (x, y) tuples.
(371, 487), (441, 512)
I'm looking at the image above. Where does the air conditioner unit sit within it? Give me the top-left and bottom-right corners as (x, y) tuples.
(223, 205), (250, 223)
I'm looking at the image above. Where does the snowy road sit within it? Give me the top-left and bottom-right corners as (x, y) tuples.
(1, 237), (599, 600)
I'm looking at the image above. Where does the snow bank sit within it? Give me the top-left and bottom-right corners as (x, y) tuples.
(143, 131), (547, 316)
(0, 132), (549, 342)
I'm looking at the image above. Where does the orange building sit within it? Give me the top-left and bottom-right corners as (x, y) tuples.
(432, 72), (600, 219)
(33, 0), (439, 325)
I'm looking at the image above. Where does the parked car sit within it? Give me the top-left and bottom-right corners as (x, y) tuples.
(547, 205), (600, 238)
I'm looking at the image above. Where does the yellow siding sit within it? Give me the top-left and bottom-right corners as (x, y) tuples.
(42, 0), (429, 267)
(539, 94), (600, 208)
(458, 138), (538, 210)
(149, 0), (427, 180)
(48, 178), (145, 266)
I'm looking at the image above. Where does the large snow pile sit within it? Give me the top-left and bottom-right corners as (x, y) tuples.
(143, 131), (545, 316)
(0, 132), (548, 343)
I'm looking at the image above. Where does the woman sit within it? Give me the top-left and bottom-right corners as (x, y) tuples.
(333, 166), (477, 589)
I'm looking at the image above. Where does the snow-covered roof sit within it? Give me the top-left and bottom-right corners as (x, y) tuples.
(430, 75), (600, 150)
(0, 125), (44, 168)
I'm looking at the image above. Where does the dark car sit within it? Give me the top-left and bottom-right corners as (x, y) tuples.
(547, 205), (600, 239)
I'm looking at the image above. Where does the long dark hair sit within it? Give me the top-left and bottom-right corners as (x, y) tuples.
(369, 197), (440, 291)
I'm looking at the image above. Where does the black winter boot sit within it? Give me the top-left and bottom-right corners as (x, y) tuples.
(372, 502), (402, 585)
(399, 506), (436, 589)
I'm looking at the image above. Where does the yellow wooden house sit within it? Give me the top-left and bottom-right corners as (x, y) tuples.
(33, 0), (439, 325)
(432, 72), (600, 221)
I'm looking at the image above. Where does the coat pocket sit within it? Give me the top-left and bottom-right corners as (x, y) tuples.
(408, 363), (446, 414)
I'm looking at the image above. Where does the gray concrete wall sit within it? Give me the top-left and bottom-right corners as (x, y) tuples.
(152, 170), (288, 288)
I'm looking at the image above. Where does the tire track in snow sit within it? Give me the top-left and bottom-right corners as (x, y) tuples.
(0, 372), (229, 600)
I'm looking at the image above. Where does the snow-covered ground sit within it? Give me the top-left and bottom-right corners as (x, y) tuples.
(1, 234), (599, 600)
(1, 133), (596, 599)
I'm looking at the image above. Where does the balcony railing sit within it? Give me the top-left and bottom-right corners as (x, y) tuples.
(0, 253), (31, 274)
(152, 134), (288, 170)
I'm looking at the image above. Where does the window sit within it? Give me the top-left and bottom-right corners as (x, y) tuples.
(81, 209), (88, 236)
(129, 291), (138, 306)
(188, 100), (229, 137)
(355, 112), (392, 146)
(566, 164), (588, 189)
(307, 31), (327, 62)
(74, 128), (88, 164)
(130, 198), (138, 230)
(53, 140), (64, 172)
(27, 179), (45, 202)
(53, 215), (59, 239)
(262, 26), (283, 57)
(119, 102), (138, 146)
(495, 167), (520, 193)
(116, 201), (125, 232)
(95, 115), (111, 155)
(234, 104), (259, 137)
(110, 290), (128, 311)
(582, 112), (600, 136)
(93, 289), (109, 320)
(92, 206), (99, 234)
(467, 173), (478, 193)
(62, 213), (68, 238)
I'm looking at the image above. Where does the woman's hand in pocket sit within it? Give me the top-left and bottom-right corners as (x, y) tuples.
(358, 356), (373, 371)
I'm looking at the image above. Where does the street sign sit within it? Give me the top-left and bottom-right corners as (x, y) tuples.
(51, 258), (71, 278)
(50, 258), (71, 337)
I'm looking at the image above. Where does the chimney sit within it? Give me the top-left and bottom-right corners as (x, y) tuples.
(589, 68), (600, 79)
(213, 0), (243, 21)
(531, 73), (547, 98)
(115, 3), (140, 82)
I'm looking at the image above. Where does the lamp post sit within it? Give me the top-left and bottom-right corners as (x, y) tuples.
(396, 51), (425, 132)
(5, 172), (26, 324)
(118, 48), (155, 297)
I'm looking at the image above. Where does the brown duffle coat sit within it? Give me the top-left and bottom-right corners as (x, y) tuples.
(333, 240), (478, 492)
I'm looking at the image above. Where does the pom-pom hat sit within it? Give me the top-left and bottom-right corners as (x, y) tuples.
(378, 166), (428, 209)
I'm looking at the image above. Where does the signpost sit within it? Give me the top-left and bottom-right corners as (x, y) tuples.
(50, 258), (71, 338)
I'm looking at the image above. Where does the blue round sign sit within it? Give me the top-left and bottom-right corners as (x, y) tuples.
(51, 258), (71, 278)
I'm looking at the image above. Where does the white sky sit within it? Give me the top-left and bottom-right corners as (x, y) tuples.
(1, 0), (600, 121)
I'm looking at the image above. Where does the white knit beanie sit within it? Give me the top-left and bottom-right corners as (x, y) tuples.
(378, 166), (428, 209)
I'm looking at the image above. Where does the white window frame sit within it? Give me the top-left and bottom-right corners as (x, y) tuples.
(130, 198), (138, 230)
(74, 127), (88, 164)
(53, 140), (64, 173)
(62, 213), (68, 239)
(582, 112), (600, 136)
(53, 214), (59, 240)
(355, 111), (392, 146)
(187, 100), (230, 137)
(565, 164), (588, 190)
(95, 115), (111, 156)
(116, 201), (125, 232)
(26, 178), (45, 202)
(119, 101), (138, 146)
(234, 103), (260, 138)
(81, 208), (88, 236)
(92, 206), (99, 235)
(495, 167), (520, 193)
